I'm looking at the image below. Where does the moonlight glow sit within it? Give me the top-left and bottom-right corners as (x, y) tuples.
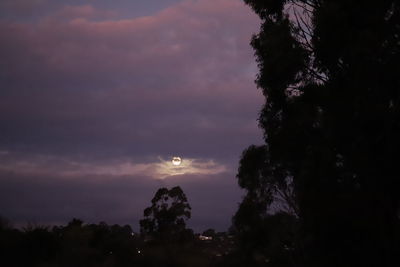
(172, 157), (182, 166)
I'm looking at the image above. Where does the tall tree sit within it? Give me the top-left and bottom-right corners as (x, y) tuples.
(140, 186), (192, 242)
(239, 0), (400, 266)
(233, 145), (299, 267)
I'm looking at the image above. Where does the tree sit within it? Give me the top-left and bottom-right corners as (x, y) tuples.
(239, 0), (400, 266)
(140, 186), (192, 242)
(233, 145), (299, 266)
(236, 145), (298, 217)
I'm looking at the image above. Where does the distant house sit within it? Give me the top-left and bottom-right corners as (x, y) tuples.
(198, 235), (213, 241)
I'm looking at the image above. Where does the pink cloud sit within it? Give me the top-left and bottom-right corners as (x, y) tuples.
(3, 0), (258, 79)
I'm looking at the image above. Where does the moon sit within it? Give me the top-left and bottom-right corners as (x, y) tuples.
(172, 157), (182, 166)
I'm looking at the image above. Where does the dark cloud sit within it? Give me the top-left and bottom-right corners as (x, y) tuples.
(0, 0), (184, 22)
(0, 0), (262, 160)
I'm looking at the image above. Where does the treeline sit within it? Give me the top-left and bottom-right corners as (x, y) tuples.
(0, 185), (300, 267)
(0, 187), (237, 267)
(0, 218), (142, 267)
(0, 215), (232, 267)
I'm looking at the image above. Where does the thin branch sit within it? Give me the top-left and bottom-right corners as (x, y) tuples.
(299, 12), (313, 35)
(290, 1), (314, 14)
(292, 7), (313, 51)
(305, 65), (328, 83)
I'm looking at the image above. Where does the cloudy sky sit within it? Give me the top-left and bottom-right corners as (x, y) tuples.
(0, 0), (263, 232)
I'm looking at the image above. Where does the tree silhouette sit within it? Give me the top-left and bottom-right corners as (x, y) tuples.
(239, 0), (400, 266)
(140, 186), (192, 242)
(233, 145), (299, 266)
(236, 145), (298, 217)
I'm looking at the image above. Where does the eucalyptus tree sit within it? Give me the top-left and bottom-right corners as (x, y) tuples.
(140, 186), (192, 242)
(237, 0), (400, 266)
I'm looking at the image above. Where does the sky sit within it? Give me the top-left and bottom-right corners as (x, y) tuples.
(0, 0), (263, 232)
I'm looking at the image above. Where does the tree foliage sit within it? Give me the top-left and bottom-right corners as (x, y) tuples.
(237, 0), (400, 266)
(234, 146), (299, 267)
(140, 186), (192, 242)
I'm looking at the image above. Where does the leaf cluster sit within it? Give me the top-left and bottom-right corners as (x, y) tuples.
(140, 186), (192, 242)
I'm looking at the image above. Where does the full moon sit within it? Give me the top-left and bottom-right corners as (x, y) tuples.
(172, 157), (182, 166)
